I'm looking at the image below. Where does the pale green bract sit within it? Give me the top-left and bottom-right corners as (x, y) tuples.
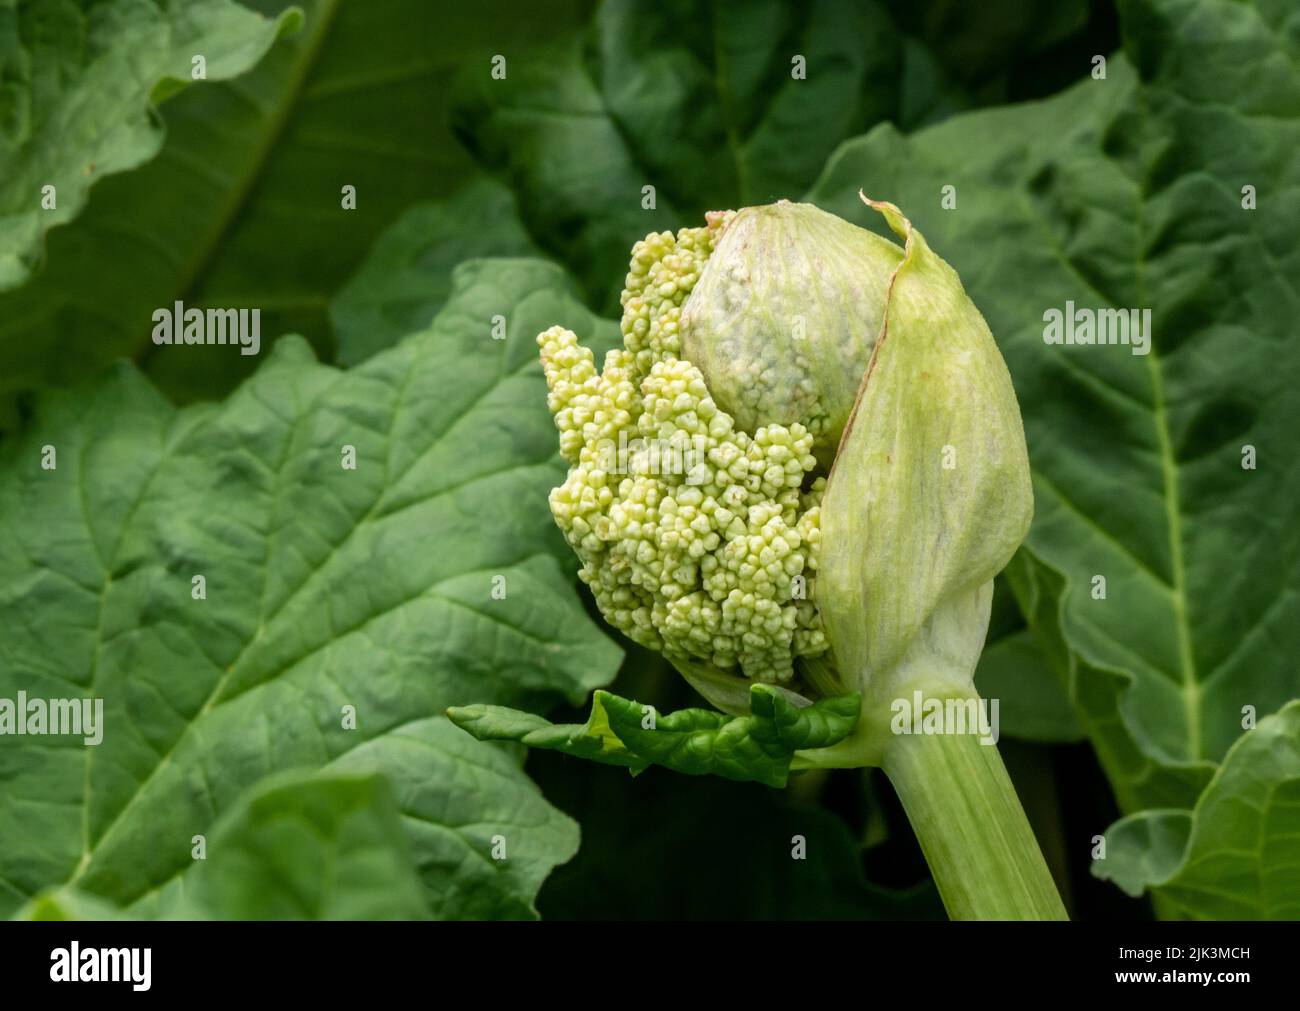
(679, 201), (903, 462)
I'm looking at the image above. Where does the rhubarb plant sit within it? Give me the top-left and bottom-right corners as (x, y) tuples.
(451, 197), (1067, 921)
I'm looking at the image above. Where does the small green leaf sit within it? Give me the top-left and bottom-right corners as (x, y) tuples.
(450, 685), (861, 788)
(1093, 701), (1300, 919)
(1091, 810), (1191, 900)
(448, 699), (646, 772)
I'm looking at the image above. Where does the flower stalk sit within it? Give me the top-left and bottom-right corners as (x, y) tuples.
(882, 696), (1068, 920)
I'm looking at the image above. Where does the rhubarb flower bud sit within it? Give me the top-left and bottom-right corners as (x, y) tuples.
(680, 199), (902, 463)
(683, 195), (1032, 762)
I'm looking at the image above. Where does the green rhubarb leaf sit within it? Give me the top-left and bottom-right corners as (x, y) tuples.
(331, 178), (544, 365)
(325, 0), (1118, 361)
(450, 685), (861, 789)
(808, 0), (1300, 817)
(0, 0), (301, 290)
(0, 0), (592, 407)
(1091, 810), (1191, 902)
(451, 0), (921, 312)
(182, 770), (433, 920)
(974, 576), (1082, 743)
(451, 0), (1113, 313)
(976, 631), (1083, 744)
(881, 0), (1091, 94)
(1094, 701), (1300, 919)
(176, 754), (578, 920)
(0, 257), (622, 919)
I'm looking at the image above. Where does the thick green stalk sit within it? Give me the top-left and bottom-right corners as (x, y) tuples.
(882, 720), (1068, 921)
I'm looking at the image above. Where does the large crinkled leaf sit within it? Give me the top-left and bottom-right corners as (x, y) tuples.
(0, 0), (301, 290)
(20, 730), (580, 921)
(322, 718), (580, 920)
(1002, 549), (1213, 810)
(1094, 701), (1300, 919)
(0, 257), (622, 918)
(450, 0), (905, 311)
(451, 685), (861, 789)
(180, 749), (578, 920)
(808, 0), (1300, 819)
(588, 0), (906, 211)
(335, 0), (1121, 367)
(0, 0), (592, 409)
(167, 770), (433, 920)
(451, 0), (1085, 313)
(331, 178), (543, 366)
